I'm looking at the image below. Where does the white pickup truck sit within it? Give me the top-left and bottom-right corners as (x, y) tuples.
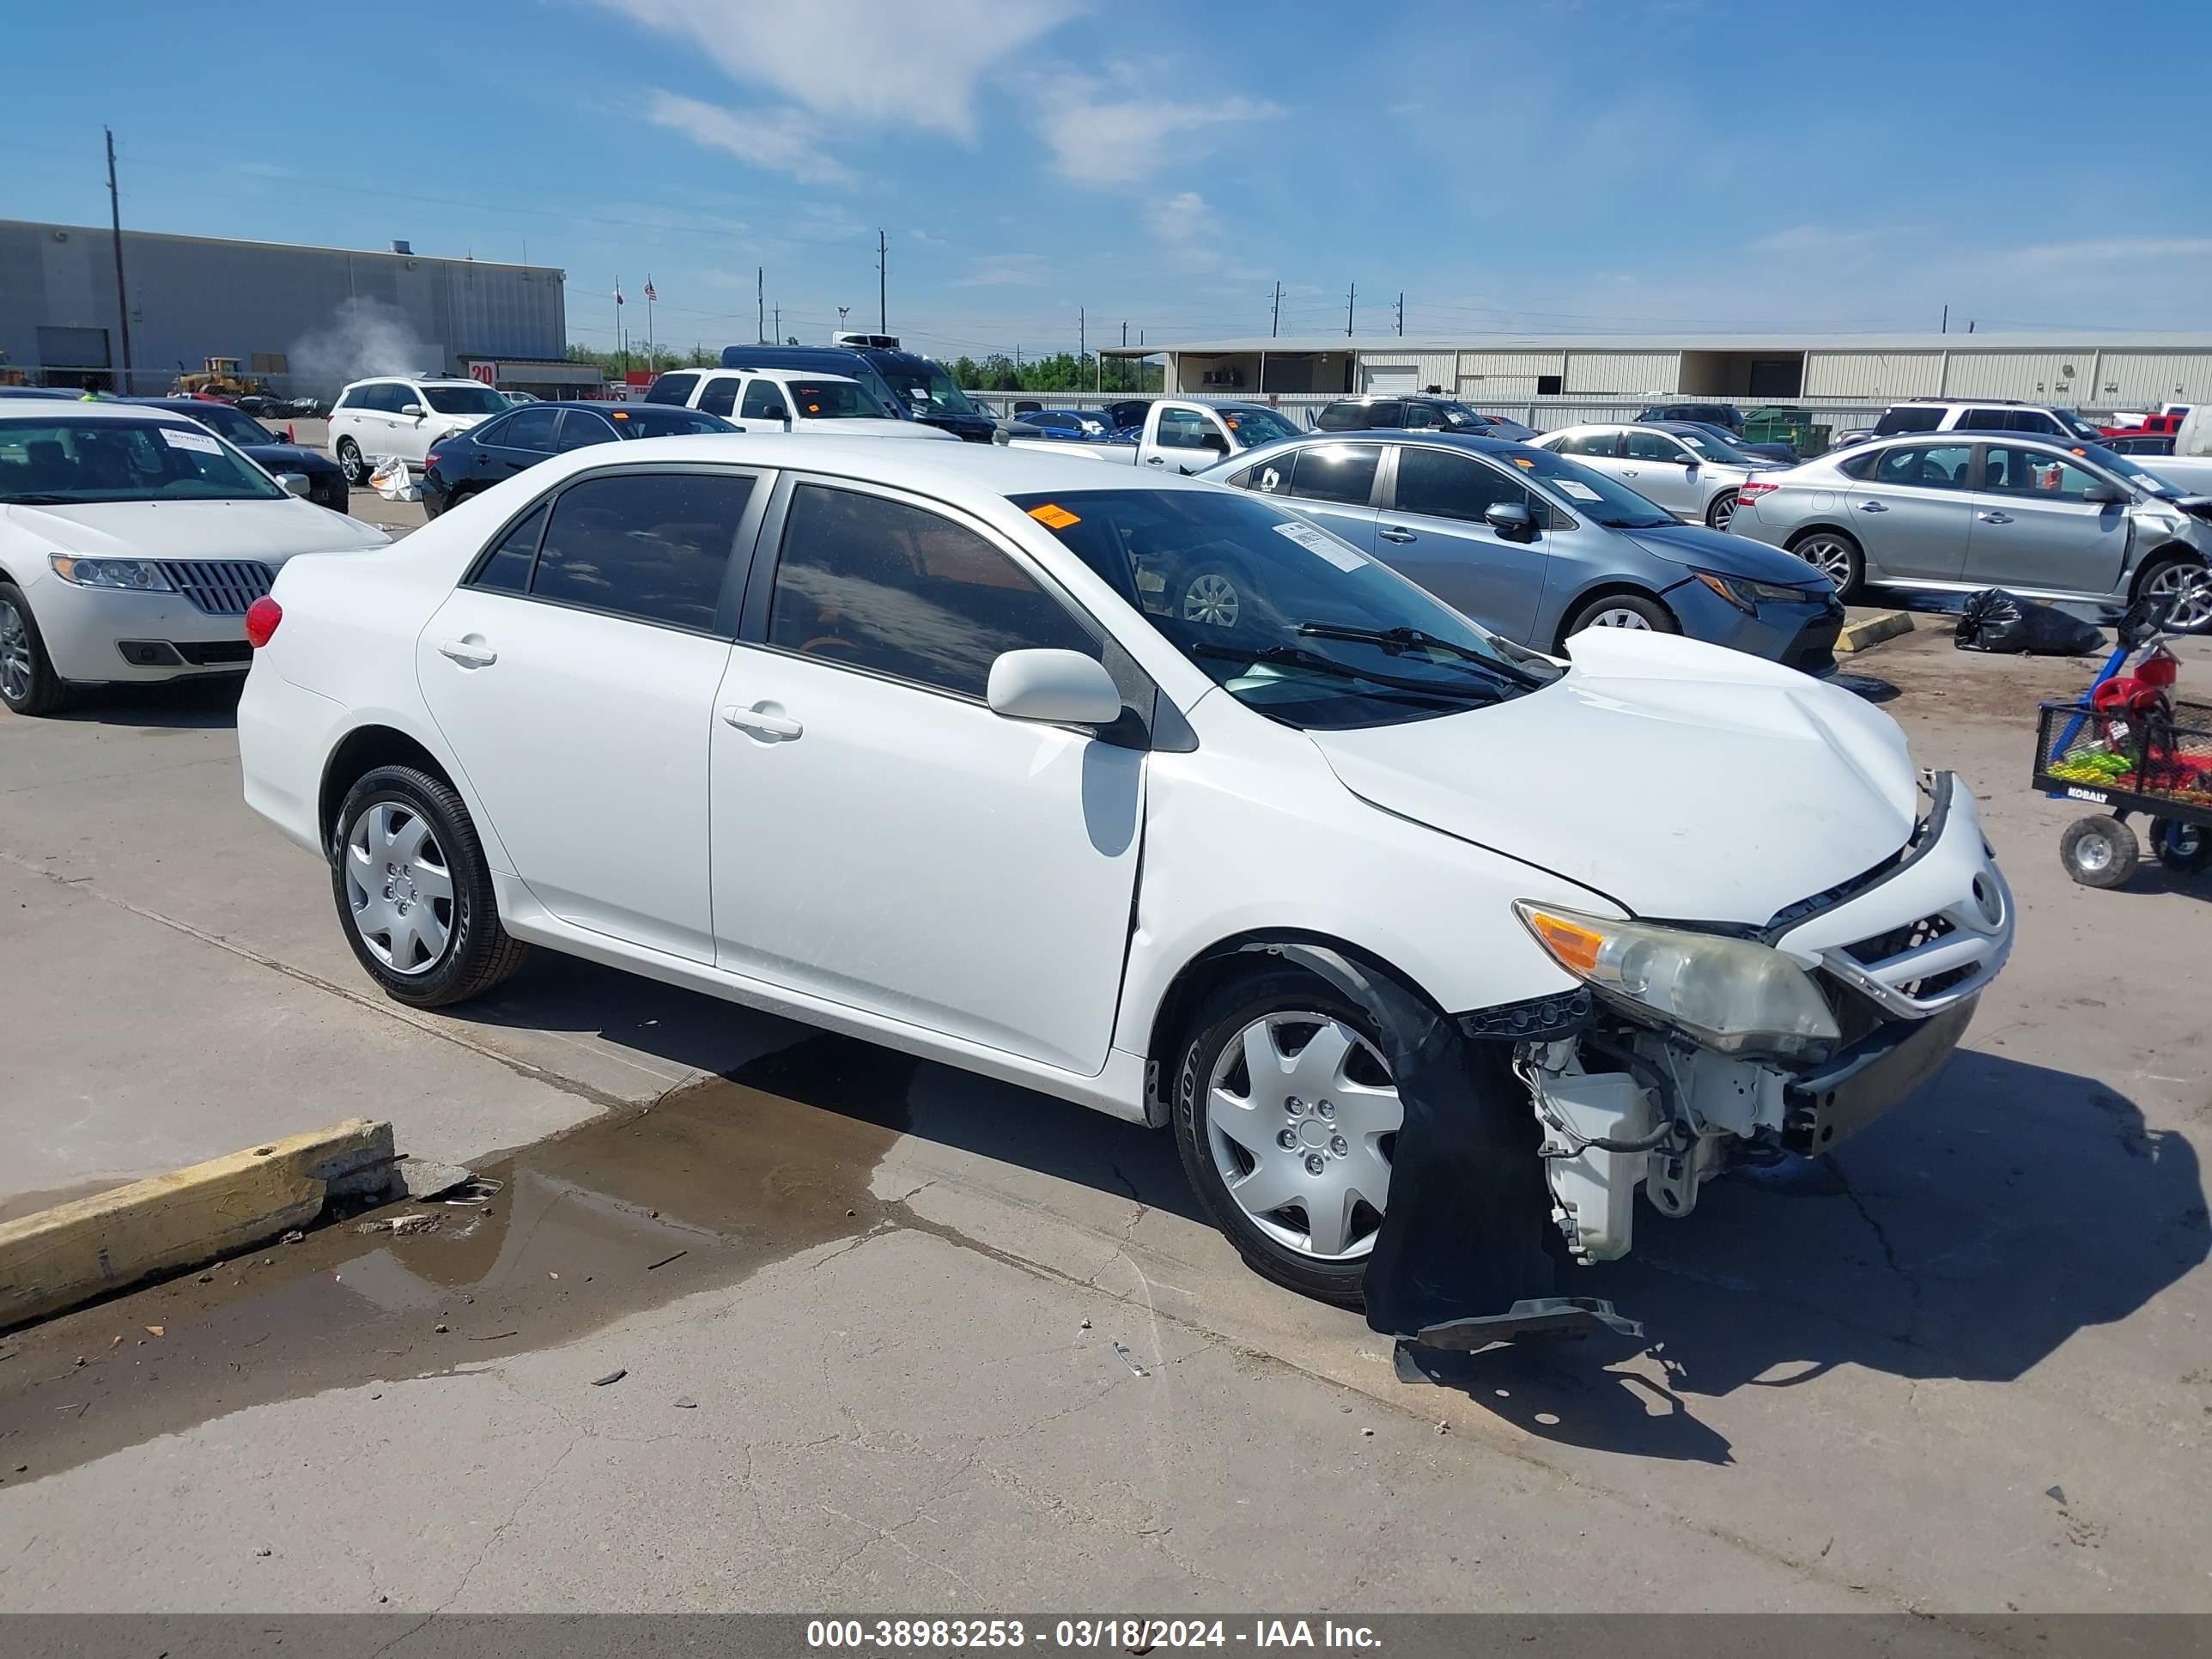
(1003, 398), (1305, 473)
(2147, 406), (2212, 494)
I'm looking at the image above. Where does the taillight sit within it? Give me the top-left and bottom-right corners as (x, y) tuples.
(1737, 478), (1780, 501)
(245, 596), (283, 648)
(424, 452), (441, 468)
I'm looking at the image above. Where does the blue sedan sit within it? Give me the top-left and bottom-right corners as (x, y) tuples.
(1206, 432), (1843, 672)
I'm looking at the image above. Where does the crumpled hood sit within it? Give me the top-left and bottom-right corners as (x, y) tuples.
(6, 498), (389, 563)
(1307, 629), (1920, 924)
(1621, 521), (1830, 585)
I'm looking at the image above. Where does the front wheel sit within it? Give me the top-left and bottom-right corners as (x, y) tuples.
(1705, 489), (1741, 531)
(1563, 591), (1676, 641)
(331, 764), (529, 1007)
(2059, 814), (2139, 889)
(337, 437), (370, 488)
(0, 582), (71, 717)
(2134, 554), (2209, 630)
(1172, 969), (1403, 1307)
(1790, 529), (1863, 601)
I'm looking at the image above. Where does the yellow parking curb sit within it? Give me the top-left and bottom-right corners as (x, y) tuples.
(0, 1120), (396, 1330)
(1837, 610), (1914, 653)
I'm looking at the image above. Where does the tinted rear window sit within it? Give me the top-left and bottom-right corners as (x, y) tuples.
(645, 373), (700, 407)
(1875, 406), (1945, 434)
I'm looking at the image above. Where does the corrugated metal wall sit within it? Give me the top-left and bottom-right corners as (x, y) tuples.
(1933, 350), (2077, 401)
(2086, 352), (2212, 404)
(1355, 351), (1458, 391)
(1455, 350), (1564, 385)
(1804, 352), (1947, 398)
(1561, 351), (1680, 395)
(0, 221), (566, 393)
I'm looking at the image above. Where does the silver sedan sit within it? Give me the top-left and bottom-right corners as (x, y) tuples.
(1527, 422), (1779, 532)
(1728, 432), (2212, 618)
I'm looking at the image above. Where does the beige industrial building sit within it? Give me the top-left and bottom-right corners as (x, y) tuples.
(1110, 332), (2212, 410)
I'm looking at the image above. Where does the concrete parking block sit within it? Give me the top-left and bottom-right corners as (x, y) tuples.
(1838, 608), (1915, 653)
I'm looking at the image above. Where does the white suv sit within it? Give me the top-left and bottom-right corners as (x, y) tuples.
(328, 376), (513, 483)
(1834, 398), (2108, 450)
(650, 368), (952, 440)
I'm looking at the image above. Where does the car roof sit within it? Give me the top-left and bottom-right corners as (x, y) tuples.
(0, 399), (211, 424)
(1237, 429), (1530, 459)
(342, 374), (482, 386)
(700, 367), (862, 385)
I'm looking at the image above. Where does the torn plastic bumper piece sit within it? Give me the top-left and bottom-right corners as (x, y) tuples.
(1395, 1298), (1644, 1384)
(1240, 942), (1637, 1375)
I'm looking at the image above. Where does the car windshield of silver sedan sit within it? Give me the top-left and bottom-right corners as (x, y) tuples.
(1510, 447), (1677, 529)
(1010, 488), (1559, 731)
(1675, 428), (1759, 465)
(2070, 441), (2185, 499)
(0, 418), (283, 504)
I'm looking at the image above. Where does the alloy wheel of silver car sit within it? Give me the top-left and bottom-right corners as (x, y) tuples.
(2143, 562), (2211, 630)
(1205, 1010), (1401, 1261)
(343, 800), (457, 975)
(1706, 491), (1738, 531)
(0, 599), (33, 705)
(1796, 533), (1858, 589)
(1589, 605), (1655, 629)
(1182, 572), (1241, 629)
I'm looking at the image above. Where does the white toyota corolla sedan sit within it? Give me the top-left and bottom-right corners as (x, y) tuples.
(0, 400), (390, 715)
(237, 434), (2012, 1311)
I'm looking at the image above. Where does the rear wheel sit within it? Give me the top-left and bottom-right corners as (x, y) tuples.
(1564, 591), (1676, 640)
(1173, 969), (1402, 1308)
(1705, 489), (1741, 531)
(2060, 814), (2139, 889)
(337, 436), (369, 487)
(2149, 817), (2212, 872)
(1790, 529), (1863, 600)
(0, 582), (70, 717)
(331, 765), (529, 1007)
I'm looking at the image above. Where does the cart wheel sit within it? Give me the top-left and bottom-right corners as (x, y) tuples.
(2060, 815), (2140, 889)
(2148, 817), (2212, 873)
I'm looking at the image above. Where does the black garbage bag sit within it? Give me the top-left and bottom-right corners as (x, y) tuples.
(1954, 588), (2105, 655)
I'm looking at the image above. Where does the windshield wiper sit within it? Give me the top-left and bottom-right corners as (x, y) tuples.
(0, 494), (82, 506)
(1188, 641), (1504, 703)
(1295, 621), (1540, 684)
(1595, 515), (1675, 530)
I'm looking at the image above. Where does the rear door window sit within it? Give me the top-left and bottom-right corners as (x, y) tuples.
(496, 405), (560, 452)
(1556, 430), (1618, 458)
(1961, 408), (2015, 432)
(739, 380), (790, 420)
(645, 373), (699, 406)
(1875, 405), (1945, 435)
(1871, 443), (1972, 489)
(1289, 443), (1382, 505)
(469, 501), (550, 592)
(698, 378), (742, 417)
(555, 410), (617, 451)
(530, 471), (757, 632)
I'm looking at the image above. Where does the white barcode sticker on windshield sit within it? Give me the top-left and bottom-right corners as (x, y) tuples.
(1553, 478), (1601, 501)
(160, 428), (221, 454)
(1274, 518), (1367, 572)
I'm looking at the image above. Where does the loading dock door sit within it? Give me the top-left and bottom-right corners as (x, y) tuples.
(1361, 364), (1419, 394)
(36, 325), (112, 391)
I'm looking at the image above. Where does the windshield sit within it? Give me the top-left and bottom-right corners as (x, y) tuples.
(1674, 428), (1760, 465)
(0, 418), (284, 504)
(155, 402), (274, 447)
(422, 384), (510, 416)
(877, 360), (981, 417)
(607, 405), (737, 436)
(1008, 488), (1558, 731)
(2051, 408), (2105, 441)
(2070, 441), (2185, 498)
(1515, 445), (1677, 529)
(1217, 406), (1302, 447)
(787, 380), (891, 419)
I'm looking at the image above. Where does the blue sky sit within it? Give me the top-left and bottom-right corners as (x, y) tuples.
(10, 0), (2211, 360)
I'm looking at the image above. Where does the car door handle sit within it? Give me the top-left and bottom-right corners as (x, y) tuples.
(1978, 511), (2014, 525)
(721, 702), (803, 741)
(1857, 501), (1889, 513)
(1377, 526), (1418, 543)
(1145, 455), (1166, 465)
(437, 637), (497, 668)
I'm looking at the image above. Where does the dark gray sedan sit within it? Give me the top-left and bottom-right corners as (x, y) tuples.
(1206, 433), (1843, 672)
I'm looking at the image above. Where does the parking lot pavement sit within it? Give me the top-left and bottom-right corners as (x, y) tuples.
(1, 629), (2207, 1613)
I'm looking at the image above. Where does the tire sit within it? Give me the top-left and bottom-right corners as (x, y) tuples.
(1175, 562), (1243, 629)
(1172, 967), (1402, 1308)
(0, 581), (72, 717)
(337, 436), (370, 488)
(1705, 489), (1741, 532)
(2149, 817), (2212, 872)
(2132, 553), (2209, 629)
(1563, 590), (1676, 641)
(2059, 814), (2139, 890)
(1790, 528), (1863, 601)
(330, 764), (529, 1007)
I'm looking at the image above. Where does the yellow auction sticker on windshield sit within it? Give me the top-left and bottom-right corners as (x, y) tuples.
(1027, 502), (1081, 529)
(1511, 455), (1535, 468)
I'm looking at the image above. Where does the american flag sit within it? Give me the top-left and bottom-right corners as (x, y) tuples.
(644, 277), (658, 303)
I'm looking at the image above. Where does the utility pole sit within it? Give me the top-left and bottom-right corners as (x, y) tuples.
(105, 127), (133, 392)
(1271, 281), (1282, 338)
(1120, 320), (1127, 392)
(774, 305), (781, 344)
(1079, 307), (1086, 386)
(1941, 304), (1948, 334)
(1395, 292), (1404, 337)
(757, 268), (764, 344)
(877, 228), (888, 334)
(1346, 282), (1356, 337)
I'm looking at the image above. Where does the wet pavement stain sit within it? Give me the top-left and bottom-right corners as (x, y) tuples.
(0, 1035), (919, 1486)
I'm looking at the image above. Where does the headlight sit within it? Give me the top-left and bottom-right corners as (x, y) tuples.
(1514, 902), (1839, 1058)
(48, 555), (175, 592)
(1692, 569), (1825, 611)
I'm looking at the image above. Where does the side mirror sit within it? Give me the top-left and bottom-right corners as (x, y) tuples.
(277, 471), (312, 497)
(987, 648), (1122, 726)
(401, 403), (424, 418)
(2083, 480), (2128, 504)
(1199, 430), (1231, 453)
(1485, 501), (1539, 542)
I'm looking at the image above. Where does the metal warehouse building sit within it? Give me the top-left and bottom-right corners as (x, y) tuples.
(1121, 331), (2212, 411)
(0, 220), (580, 398)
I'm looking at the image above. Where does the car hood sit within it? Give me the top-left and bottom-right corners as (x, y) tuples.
(797, 418), (957, 440)
(5, 498), (390, 563)
(1620, 520), (1827, 584)
(1304, 629), (1919, 924)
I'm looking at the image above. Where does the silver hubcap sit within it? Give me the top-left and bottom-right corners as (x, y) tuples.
(1709, 494), (1735, 529)
(0, 599), (33, 704)
(1799, 537), (1853, 586)
(1206, 1011), (1400, 1261)
(1590, 606), (1652, 629)
(345, 801), (455, 975)
(1182, 573), (1240, 628)
(2146, 564), (2210, 629)
(2075, 834), (2114, 873)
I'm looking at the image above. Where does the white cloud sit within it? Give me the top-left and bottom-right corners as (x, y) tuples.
(1034, 78), (1280, 186)
(957, 253), (1051, 288)
(605, 0), (1074, 138)
(645, 91), (854, 187)
(2007, 237), (2212, 269)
